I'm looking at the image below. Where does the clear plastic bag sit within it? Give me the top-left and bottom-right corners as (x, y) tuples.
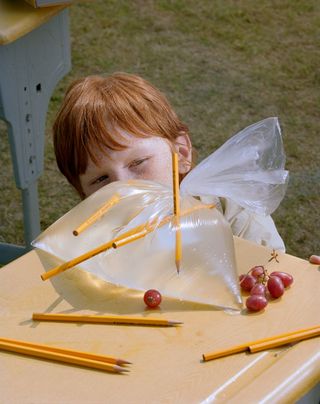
(33, 117), (288, 310)
(34, 180), (241, 309)
(181, 117), (289, 215)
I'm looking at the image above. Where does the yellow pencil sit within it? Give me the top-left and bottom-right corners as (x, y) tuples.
(249, 328), (320, 353)
(73, 193), (121, 236)
(32, 313), (183, 327)
(41, 204), (215, 281)
(112, 228), (149, 248)
(0, 337), (130, 366)
(172, 152), (182, 273)
(0, 338), (129, 373)
(41, 240), (115, 281)
(41, 222), (148, 281)
(202, 325), (320, 361)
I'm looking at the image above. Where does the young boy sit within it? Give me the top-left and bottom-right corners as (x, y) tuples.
(53, 73), (192, 199)
(52, 72), (300, 254)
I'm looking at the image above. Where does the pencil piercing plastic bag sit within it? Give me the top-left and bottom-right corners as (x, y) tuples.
(33, 117), (288, 310)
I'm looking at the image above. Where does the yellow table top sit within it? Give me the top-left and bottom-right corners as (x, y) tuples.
(0, 0), (67, 45)
(0, 237), (319, 403)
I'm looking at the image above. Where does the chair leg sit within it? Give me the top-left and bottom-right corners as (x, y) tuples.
(21, 180), (41, 248)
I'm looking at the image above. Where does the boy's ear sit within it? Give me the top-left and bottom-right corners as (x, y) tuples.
(174, 134), (192, 174)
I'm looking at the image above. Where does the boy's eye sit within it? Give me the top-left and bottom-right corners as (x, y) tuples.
(129, 157), (150, 168)
(93, 175), (109, 184)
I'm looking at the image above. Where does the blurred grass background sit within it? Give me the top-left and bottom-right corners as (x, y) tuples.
(0, 0), (319, 259)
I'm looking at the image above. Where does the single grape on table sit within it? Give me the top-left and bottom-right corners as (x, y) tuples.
(250, 283), (267, 296)
(251, 266), (265, 279)
(246, 295), (268, 311)
(270, 271), (293, 288)
(144, 289), (162, 308)
(267, 275), (284, 298)
(239, 274), (256, 292)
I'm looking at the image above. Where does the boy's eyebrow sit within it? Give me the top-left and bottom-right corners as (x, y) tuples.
(130, 153), (152, 160)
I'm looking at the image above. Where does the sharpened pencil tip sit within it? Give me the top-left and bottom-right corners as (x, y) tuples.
(168, 320), (183, 326)
(117, 359), (132, 366)
(175, 260), (181, 274)
(116, 365), (130, 373)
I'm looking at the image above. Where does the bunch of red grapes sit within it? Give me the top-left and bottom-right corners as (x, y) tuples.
(239, 266), (294, 312)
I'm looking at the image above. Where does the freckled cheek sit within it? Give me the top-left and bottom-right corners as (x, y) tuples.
(145, 155), (173, 186)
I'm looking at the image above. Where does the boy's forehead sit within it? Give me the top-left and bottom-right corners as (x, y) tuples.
(89, 134), (172, 164)
(112, 128), (156, 144)
(110, 128), (172, 149)
(114, 129), (141, 146)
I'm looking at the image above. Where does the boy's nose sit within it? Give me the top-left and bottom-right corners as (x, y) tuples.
(112, 169), (133, 182)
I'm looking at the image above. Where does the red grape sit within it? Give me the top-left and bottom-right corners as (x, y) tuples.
(246, 295), (268, 311)
(270, 271), (293, 288)
(250, 266), (265, 278)
(144, 289), (162, 308)
(240, 274), (256, 292)
(239, 274), (245, 282)
(250, 283), (267, 296)
(267, 276), (284, 298)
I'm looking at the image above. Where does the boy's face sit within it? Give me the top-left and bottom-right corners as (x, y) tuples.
(79, 135), (178, 198)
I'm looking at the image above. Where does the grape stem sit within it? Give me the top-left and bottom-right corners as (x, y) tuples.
(268, 249), (279, 263)
(243, 249), (281, 287)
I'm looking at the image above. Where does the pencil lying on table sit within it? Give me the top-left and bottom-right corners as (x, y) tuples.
(202, 325), (320, 361)
(249, 327), (320, 353)
(0, 337), (130, 373)
(0, 337), (130, 366)
(73, 193), (121, 236)
(33, 313), (183, 327)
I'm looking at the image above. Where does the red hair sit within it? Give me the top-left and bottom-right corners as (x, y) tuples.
(53, 72), (190, 197)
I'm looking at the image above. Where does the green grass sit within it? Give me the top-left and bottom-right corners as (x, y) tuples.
(0, 0), (319, 258)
